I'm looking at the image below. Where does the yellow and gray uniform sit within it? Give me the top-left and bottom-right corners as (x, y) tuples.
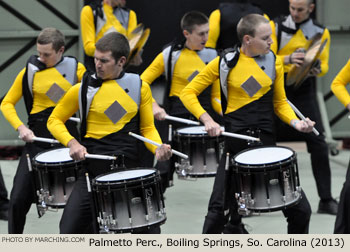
(141, 43), (221, 116)
(48, 72), (161, 159)
(331, 58), (350, 108)
(0, 55), (85, 234)
(1, 55), (85, 137)
(81, 3), (137, 57)
(180, 49), (297, 132)
(270, 15), (330, 75)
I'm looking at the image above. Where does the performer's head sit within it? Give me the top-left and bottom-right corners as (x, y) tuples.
(103, 0), (126, 8)
(94, 32), (130, 80)
(36, 27), (65, 67)
(181, 11), (209, 51)
(237, 14), (272, 57)
(289, 0), (315, 24)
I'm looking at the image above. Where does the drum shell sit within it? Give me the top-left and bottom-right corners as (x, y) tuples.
(231, 146), (301, 212)
(174, 126), (224, 178)
(33, 148), (81, 208)
(92, 168), (166, 233)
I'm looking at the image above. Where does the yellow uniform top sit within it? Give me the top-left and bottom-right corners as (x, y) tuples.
(47, 81), (161, 154)
(180, 51), (297, 125)
(1, 62), (86, 130)
(80, 3), (137, 57)
(141, 48), (221, 114)
(331, 58), (350, 107)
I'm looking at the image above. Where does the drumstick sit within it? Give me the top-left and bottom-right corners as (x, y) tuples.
(128, 132), (188, 159)
(69, 117), (81, 123)
(164, 115), (200, 125)
(85, 154), (117, 160)
(287, 100), (319, 136)
(32, 136), (60, 144)
(221, 131), (260, 142)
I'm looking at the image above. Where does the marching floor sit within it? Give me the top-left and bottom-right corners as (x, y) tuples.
(0, 142), (348, 234)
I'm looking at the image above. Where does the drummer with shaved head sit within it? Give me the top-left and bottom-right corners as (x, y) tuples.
(270, 0), (337, 215)
(180, 13), (314, 234)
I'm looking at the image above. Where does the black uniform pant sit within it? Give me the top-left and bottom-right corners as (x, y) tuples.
(334, 158), (350, 233)
(8, 143), (45, 233)
(59, 157), (161, 234)
(202, 129), (312, 234)
(0, 167), (9, 212)
(275, 78), (333, 200)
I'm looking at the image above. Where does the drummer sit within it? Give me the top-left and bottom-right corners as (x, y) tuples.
(141, 11), (222, 190)
(331, 57), (350, 233)
(180, 14), (314, 234)
(270, 0), (337, 215)
(0, 27), (86, 233)
(47, 32), (172, 234)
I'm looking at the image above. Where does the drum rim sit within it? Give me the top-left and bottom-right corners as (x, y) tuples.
(92, 167), (158, 185)
(175, 126), (224, 137)
(232, 145), (296, 169)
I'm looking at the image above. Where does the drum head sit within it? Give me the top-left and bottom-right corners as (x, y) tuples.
(176, 126), (224, 136)
(96, 169), (155, 182)
(234, 146), (294, 165)
(35, 148), (73, 163)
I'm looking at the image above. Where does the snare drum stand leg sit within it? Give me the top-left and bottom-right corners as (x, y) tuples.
(85, 173), (99, 234)
(223, 153), (230, 216)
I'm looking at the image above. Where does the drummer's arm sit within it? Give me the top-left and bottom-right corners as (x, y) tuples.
(47, 85), (80, 147)
(127, 10), (138, 37)
(316, 29), (330, 77)
(206, 9), (220, 49)
(80, 5), (96, 57)
(180, 57), (221, 136)
(331, 58), (350, 109)
(141, 52), (167, 120)
(139, 82), (171, 161)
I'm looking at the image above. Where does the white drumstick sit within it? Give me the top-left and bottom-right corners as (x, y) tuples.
(32, 136), (60, 144)
(164, 115), (200, 125)
(287, 100), (319, 136)
(221, 131), (260, 142)
(69, 117), (81, 123)
(128, 132), (188, 159)
(85, 154), (117, 160)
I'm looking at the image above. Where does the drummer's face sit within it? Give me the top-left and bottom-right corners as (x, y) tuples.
(289, 0), (314, 23)
(94, 50), (123, 80)
(246, 23), (273, 57)
(184, 23), (209, 51)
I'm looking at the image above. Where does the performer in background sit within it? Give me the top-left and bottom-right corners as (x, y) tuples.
(180, 14), (314, 234)
(331, 57), (350, 233)
(270, 0), (338, 215)
(80, 0), (141, 71)
(0, 167), (9, 221)
(47, 32), (172, 234)
(0, 27), (85, 233)
(141, 11), (222, 190)
(206, 0), (267, 52)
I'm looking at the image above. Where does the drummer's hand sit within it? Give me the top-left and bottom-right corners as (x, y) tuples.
(153, 102), (167, 120)
(290, 51), (305, 67)
(308, 60), (321, 76)
(292, 118), (315, 133)
(67, 139), (87, 161)
(200, 112), (221, 137)
(155, 144), (172, 161)
(103, 0), (112, 6)
(17, 124), (34, 142)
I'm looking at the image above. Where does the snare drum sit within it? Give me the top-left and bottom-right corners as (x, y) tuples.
(174, 126), (224, 178)
(33, 148), (81, 208)
(231, 146), (301, 212)
(92, 168), (166, 233)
